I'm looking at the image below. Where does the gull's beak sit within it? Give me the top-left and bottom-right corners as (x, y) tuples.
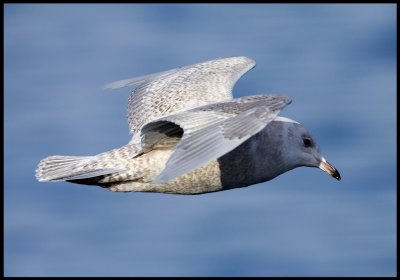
(319, 157), (341, 181)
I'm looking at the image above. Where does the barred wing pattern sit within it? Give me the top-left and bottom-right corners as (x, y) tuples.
(106, 56), (256, 139)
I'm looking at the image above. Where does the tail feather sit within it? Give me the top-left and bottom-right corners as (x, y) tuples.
(35, 155), (123, 182)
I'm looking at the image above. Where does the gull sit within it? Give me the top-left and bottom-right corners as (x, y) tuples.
(35, 56), (340, 194)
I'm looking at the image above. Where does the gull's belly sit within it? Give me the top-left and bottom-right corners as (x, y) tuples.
(107, 148), (223, 195)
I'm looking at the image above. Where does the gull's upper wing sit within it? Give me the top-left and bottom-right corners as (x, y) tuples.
(105, 56), (256, 137)
(140, 94), (292, 183)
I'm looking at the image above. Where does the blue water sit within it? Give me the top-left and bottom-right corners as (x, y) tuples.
(4, 4), (396, 277)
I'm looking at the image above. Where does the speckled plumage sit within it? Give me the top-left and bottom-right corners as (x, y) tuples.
(36, 56), (340, 194)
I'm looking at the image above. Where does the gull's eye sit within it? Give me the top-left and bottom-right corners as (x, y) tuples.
(303, 138), (312, 147)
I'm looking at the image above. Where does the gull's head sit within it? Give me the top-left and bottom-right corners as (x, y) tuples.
(276, 117), (341, 181)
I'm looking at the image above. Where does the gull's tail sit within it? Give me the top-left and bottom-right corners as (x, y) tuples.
(35, 155), (122, 182)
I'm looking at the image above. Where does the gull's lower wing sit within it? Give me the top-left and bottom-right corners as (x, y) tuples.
(147, 95), (292, 183)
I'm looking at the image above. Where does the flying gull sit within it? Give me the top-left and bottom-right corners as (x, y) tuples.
(35, 56), (340, 194)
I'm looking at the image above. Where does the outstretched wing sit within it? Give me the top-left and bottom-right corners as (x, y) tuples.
(105, 56), (256, 138)
(140, 94), (292, 183)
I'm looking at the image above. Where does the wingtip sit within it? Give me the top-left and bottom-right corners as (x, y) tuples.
(284, 95), (292, 105)
(104, 81), (125, 90)
(244, 56), (256, 66)
(104, 77), (143, 90)
(233, 56), (256, 68)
